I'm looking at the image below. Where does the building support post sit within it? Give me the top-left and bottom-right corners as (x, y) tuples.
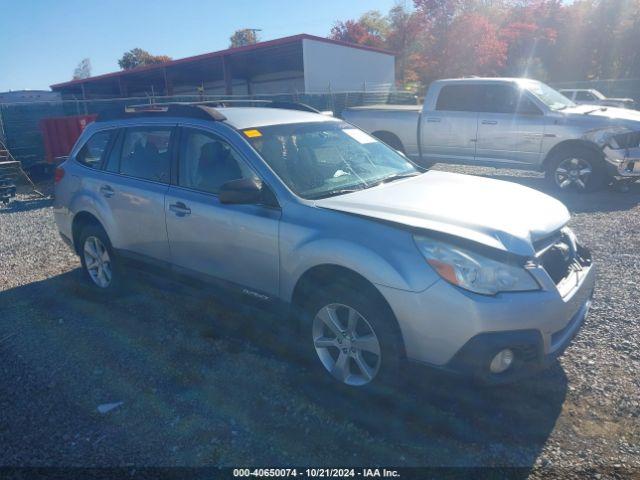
(118, 77), (127, 97)
(163, 67), (173, 96)
(80, 83), (88, 114)
(222, 56), (233, 96)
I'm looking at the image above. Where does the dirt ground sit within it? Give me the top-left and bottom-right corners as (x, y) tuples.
(0, 166), (638, 479)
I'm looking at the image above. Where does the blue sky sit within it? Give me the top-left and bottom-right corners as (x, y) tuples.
(0, 0), (400, 92)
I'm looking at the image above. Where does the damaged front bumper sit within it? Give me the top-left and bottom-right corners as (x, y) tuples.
(583, 127), (640, 180)
(602, 145), (640, 179)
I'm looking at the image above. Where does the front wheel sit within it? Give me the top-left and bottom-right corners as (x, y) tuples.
(301, 282), (404, 392)
(545, 148), (607, 193)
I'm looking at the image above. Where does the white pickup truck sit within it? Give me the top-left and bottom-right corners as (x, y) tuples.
(343, 77), (640, 192)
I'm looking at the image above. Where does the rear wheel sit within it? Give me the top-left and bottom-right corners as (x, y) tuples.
(372, 131), (405, 154)
(78, 225), (122, 295)
(545, 148), (607, 192)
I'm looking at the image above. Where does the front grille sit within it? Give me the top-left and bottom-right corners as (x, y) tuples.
(536, 229), (592, 285)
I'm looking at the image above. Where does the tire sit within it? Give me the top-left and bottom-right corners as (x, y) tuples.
(299, 279), (404, 395)
(78, 224), (123, 296)
(373, 132), (405, 154)
(545, 147), (608, 193)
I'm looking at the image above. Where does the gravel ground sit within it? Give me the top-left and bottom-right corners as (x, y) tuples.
(0, 168), (638, 478)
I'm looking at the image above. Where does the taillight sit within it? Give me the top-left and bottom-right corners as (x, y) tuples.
(54, 167), (65, 184)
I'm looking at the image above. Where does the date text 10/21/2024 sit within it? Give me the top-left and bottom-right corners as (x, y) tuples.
(232, 468), (401, 478)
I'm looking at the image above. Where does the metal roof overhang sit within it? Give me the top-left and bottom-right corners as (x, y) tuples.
(51, 34), (395, 98)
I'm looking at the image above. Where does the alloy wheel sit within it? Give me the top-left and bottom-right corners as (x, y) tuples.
(554, 157), (592, 190)
(312, 303), (382, 386)
(83, 236), (112, 288)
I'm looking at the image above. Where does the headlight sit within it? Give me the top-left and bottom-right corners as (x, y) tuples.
(414, 236), (540, 295)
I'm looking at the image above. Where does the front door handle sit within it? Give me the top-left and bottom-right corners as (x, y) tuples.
(426, 117), (441, 123)
(169, 202), (191, 216)
(481, 120), (498, 125)
(99, 184), (114, 198)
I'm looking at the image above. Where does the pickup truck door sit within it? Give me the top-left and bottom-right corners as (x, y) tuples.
(420, 84), (478, 164)
(164, 125), (281, 297)
(475, 84), (545, 166)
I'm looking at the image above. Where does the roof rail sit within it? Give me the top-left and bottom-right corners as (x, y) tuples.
(268, 101), (320, 113)
(95, 100), (321, 123)
(189, 99), (321, 113)
(96, 103), (227, 122)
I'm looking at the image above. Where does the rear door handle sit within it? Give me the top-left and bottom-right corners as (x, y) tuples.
(426, 117), (441, 123)
(169, 202), (191, 216)
(99, 184), (114, 198)
(481, 120), (498, 125)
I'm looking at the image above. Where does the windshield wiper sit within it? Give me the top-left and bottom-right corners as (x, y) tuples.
(309, 187), (364, 199)
(371, 171), (422, 186)
(584, 107), (608, 115)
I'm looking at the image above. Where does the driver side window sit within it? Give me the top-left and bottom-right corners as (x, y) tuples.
(178, 128), (253, 195)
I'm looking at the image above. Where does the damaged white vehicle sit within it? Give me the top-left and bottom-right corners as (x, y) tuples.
(343, 78), (640, 192)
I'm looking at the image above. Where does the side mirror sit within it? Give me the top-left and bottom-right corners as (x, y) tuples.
(219, 178), (263, 204)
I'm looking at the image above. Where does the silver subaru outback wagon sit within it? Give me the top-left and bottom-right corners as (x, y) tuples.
(54, 103), (595, 388)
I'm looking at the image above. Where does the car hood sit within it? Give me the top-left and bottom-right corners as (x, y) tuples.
(314, 171), (570, 257)
(562, 104), (640, 126)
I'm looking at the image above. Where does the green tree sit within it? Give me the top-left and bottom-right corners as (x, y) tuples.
(229, 29), (260, 48)
(118, 48), (172, 70)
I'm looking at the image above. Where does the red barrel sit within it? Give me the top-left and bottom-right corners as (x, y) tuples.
(40, 114), (97, 163)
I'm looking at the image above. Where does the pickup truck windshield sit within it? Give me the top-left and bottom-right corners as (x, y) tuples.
(523, 80), (575, 111)
(247, 121), (419, 199)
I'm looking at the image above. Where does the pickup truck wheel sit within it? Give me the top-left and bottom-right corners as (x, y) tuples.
(78, 225), (123, 295)
(545, 148), (607, 193)
(372, 132), (405, 154)
(301, 282), (403, 394)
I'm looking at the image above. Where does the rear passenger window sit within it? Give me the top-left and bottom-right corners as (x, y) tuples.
(103, 130), (123, 173)
(76, 130), (113, 169)
(435, 85), (480, 112)
(119, 127), (172, 183)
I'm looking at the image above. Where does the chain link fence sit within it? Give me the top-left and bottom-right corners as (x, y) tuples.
(0, 90), (418, 167)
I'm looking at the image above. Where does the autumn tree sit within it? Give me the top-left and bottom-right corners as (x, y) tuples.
(229, 29), (260, 48)
(330, 10), (389, 48)
(329, 0), (640, 88)
(118, 48), (172, 70)
(386, 4), (427, 87)
(73, 58), (92, 79)
(442, 13), (507, 77)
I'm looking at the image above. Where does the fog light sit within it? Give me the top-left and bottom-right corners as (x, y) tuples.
(489, 349), (514, 373)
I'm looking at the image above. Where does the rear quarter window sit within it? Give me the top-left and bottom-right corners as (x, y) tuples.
(435, 85), (481, 112)
(75, 130), (114, 169)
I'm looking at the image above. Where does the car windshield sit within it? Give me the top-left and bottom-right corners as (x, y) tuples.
(246, 121), (420, 199)
(523, 80), (575, 110)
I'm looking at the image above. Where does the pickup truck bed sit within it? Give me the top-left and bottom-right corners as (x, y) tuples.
(346, 104), (421, 112)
